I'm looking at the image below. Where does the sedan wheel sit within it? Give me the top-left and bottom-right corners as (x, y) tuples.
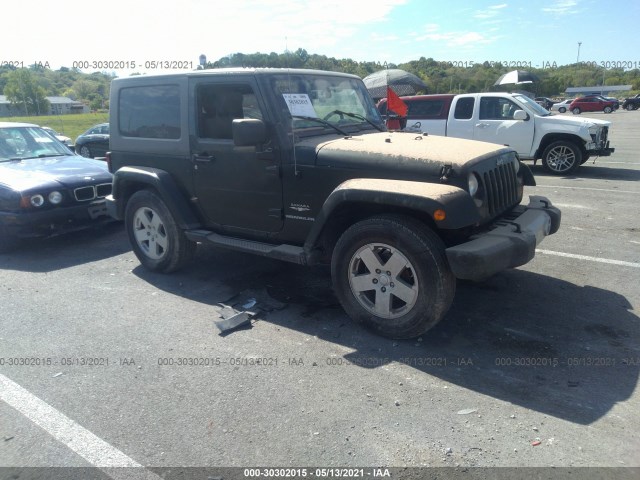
(541, 140), (583, 174)
(604, 106), (612, 114)
(79, 145), (92, 158)
(559, 107), (566, 113)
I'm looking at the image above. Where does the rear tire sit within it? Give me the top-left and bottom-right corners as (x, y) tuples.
(79, 145), (92, 158)
(541, 140), (583, 175)
(331, 215), (456, 339)
(125, 190), (196, 273)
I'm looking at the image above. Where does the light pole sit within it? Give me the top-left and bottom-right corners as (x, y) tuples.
(577, 42), (582, 63)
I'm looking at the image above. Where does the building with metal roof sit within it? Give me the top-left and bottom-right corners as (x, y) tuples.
(565, 85), (632, 96)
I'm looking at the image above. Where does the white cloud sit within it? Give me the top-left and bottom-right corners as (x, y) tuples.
(473, 3), (508, 19)
(5, 0), (409, 72)
(542, 0), (579, 15)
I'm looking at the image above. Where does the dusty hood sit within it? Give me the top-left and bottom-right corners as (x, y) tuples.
(540, 114), (611, 128)
(300, 132), (510, 171)
(0, 155), (112, 192)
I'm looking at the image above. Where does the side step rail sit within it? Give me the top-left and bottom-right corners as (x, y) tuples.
(185, 230), (307, 265)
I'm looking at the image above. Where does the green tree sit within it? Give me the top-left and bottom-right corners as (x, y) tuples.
(3, 68), (49, 115)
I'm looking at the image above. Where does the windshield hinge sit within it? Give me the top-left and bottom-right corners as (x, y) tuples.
(440, 163), (453, 182)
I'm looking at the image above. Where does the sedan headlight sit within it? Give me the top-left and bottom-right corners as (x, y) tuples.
(30, 194), (45, 207)
(48, 191), (63, 204)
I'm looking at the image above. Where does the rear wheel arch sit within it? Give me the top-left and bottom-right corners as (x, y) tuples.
(112, 167), (201, 229)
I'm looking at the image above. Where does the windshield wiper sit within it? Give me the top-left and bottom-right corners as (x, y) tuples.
(327, 110), (385, 132)
(20, 153), (67, 160)
(291, 115), (350, 136)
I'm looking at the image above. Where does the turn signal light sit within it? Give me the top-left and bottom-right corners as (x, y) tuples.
(433, 209), (446, 221)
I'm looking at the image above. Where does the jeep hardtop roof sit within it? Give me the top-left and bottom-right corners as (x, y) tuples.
(112, 68), (360, 83)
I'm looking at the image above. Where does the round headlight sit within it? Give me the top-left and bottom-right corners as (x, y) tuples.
(49, 191), (63, 204)
(30, 194), (45, 207)
(468, 173), (479, 197)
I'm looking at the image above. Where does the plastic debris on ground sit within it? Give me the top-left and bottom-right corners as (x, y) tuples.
(215, 289), (287, 335)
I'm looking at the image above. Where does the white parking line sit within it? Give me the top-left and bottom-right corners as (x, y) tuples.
(593, 161), (640, 165)
(0, 373), (162, 480)
(534, 185), (638, 194)
(536, 249), (640, 268)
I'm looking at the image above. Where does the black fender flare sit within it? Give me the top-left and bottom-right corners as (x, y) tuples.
(304, 178), (480, 250)
(110, 166), (201, 229)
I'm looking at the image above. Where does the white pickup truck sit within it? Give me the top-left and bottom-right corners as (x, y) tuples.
(379, 93), (615, 175)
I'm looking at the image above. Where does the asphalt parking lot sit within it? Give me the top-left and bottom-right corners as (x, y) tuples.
(1, 110), (639, 479)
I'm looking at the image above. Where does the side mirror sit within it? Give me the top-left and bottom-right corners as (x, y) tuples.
(513, 110), (528, 121)
(232, 119), (267, 146)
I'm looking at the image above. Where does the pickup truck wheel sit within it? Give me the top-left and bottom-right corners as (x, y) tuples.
(542, 141), (583, 174)
(331, 216), (455, 339)
(572, 107), (581, 114)
(125, 190), (195, 273)
(603, 106), (613, 114)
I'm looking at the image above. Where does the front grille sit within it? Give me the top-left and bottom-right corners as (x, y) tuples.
(482, 162), (519, 217)
(96, 183), (112, 197)
(74, 183), (112, 202)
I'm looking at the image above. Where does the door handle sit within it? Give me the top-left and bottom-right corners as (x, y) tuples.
(475, 123), (489, 128)
(192, 154), (214, 163)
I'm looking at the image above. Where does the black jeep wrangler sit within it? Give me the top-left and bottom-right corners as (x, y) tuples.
(106, 68), (561, 339)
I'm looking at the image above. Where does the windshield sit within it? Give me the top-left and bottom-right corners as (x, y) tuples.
(0, 126), (74, 161)
(267, 73), (384, 136)
(514, 94), (551, 116)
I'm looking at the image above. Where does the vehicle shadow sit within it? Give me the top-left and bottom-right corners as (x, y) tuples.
(530, 163), (640, 182)
(136, 246), (639, 425)
(0, 222), (129, 273)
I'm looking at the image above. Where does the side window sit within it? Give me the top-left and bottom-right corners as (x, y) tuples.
(118, 85), (181, 139)
(197, 84), (263, 139)
(408, 100), (444, 117)
(454, 97), (475, 120)
(479, 97), (519, 120)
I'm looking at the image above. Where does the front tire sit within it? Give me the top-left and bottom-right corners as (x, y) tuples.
(125, 190), (196, 273)
(559, 107), (566, 113)
(331, 216), (456, 339)
(604, 106), (613, 114)
(572, 107), (581, 114)
(541, 140), (583, 174)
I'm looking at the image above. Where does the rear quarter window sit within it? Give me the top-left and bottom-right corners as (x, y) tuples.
(118, 85), (181, 139)
(407, 100), (445, 118)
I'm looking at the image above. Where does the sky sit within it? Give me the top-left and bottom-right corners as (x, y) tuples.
(4, 0), (640, 76)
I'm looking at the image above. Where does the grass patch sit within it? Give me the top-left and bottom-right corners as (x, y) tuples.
(0, 112), (109, 143)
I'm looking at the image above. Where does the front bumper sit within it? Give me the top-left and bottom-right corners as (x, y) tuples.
(0, 200), (112, 239)
(446, 196), (561, 281)
(586, 140), (614, 157)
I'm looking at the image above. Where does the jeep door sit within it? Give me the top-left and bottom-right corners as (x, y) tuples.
(472, 96), (534, 156)
(190, 79), (283, 233)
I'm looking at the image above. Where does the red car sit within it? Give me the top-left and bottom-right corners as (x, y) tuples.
(569, 96), (616, 114)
